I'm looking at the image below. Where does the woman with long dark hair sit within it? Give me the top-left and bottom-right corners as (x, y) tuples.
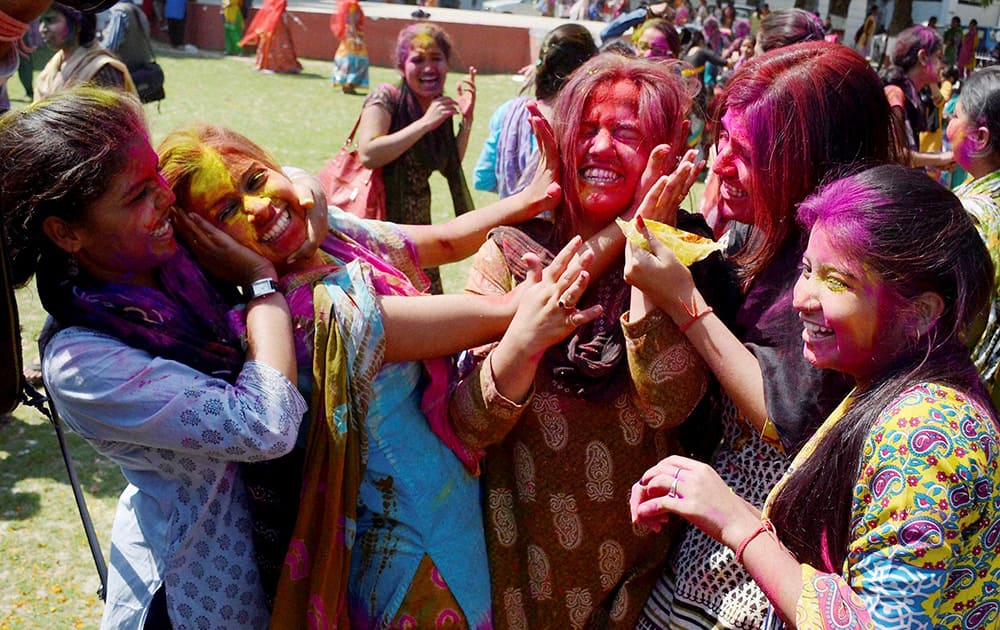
(357, 22), (476, 292)
(627, 41), (901, 629)
(882, 25), (955, 170)
(630, 164), (1000, 628)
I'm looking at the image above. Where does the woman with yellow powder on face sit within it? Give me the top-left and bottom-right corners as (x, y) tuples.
(357, 23), (475, 293)
(158, 115), (601, 628)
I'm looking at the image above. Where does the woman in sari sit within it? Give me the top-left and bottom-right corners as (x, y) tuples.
(239, 0), (301, 74)
(330, 0), (367, 94)
(158, 118), (598, 628)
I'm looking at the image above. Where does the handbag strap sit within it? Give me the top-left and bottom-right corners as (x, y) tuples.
(343, 112), (363, 148)
(344, 85), (399, 147)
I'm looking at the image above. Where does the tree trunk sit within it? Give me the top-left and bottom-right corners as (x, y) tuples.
(887, 0), (913, 35)
(827, 0), (851, 20)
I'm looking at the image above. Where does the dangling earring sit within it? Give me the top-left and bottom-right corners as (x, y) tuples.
(67, 251), (79, 279)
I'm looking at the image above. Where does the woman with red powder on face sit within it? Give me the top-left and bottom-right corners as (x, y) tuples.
(449, 52), (712, 629)
(624, 42), (902, 630)
(158, 112), (598, 628)
(630, 165), (1000, 629)
(357, 23), (476, 293)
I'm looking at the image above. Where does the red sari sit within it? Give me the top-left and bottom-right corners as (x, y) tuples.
(239, 0), (302, 73)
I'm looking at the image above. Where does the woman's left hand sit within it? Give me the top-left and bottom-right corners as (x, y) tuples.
(629, 455), (761, 549)
(286, 170), (329, 264)
(457, 66), (477, 125)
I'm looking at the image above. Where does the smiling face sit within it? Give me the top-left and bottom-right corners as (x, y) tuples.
(572, 80), (651, 231)
(712, 107), (755, 224)
(915, 47), (946, 89)
(184, 147), (309, 265)
(69, 137), (177, 285)
(401, 38), (449, 104)
(792, 223), (905, 382)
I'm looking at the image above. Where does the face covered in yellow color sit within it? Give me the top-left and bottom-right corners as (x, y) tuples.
(184, 145), (311, 265)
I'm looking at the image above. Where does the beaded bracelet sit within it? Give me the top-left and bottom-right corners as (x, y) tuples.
(734, 518), (776, 564)
(0, 8), (28, 43)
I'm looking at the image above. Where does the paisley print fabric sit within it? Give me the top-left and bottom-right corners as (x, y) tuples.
(450, 234), (709, 629)
(770, 383), (1000, 629)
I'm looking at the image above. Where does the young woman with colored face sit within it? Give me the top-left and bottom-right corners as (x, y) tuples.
(0, 87), (308, 629)
(35, 2), (135, 101)
(356, 22), (476, 292)
(630, 164), (1000, 629)
(158, 118), (599, 629)
(946, 66), (1000, 406)
(623, 42), (901, 630)
(881, 25), (955, 171)
(449, 52), (710, 629)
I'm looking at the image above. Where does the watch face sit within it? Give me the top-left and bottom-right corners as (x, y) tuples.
(59, 0), (121, 13)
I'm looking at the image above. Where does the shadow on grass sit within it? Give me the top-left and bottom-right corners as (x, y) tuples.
(0, 410), (122, 521)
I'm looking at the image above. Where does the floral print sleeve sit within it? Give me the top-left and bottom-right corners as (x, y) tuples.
(44, 327), (308, 461)
(794, 384), (1000, 629)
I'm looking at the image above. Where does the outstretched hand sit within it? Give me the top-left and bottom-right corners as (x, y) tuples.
(625, 148), (704, 226)
(623, 214), (697, 307)
(511, 100), (562, 221)
(286, 171), (329, 264)
(506, 235), (603, 360)
(172, 209), (277, 288)
(457, 66), (477, 123)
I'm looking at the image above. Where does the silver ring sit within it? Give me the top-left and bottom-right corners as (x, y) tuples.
(669, 468), (680, 497)
(558, 299), (575, 311)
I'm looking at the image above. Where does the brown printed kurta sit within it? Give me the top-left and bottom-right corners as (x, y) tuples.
(450, 234), (709, 629)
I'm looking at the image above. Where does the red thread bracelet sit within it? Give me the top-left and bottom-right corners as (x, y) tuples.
(734, 518), (775, 564)
(679, 306), (713, 334)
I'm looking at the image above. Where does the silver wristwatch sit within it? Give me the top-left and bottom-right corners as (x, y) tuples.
(247, 278), (280, 300)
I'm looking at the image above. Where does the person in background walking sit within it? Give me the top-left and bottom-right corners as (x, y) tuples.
(221, 0), (243, 55)
(330, 0), (367, 93)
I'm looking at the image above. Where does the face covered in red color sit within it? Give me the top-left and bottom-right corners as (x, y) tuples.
(572, 79), (652, 231)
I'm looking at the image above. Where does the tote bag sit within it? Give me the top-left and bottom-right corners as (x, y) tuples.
(316, 113), (386, 220)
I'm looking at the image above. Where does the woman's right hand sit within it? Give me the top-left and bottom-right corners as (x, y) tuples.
(172, 210), (278, 287)
(420, 96), (463, 132)
(623, 215), (698, 321)
(509, 100), (563, 221)
(504, 236), (603, 360)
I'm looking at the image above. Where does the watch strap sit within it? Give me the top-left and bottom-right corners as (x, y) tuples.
(247, 278), (280, 300)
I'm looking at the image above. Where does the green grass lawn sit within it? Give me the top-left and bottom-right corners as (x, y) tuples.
(0, 49), (702, 627)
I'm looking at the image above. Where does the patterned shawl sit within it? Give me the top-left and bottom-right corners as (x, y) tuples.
(270, 217), (482, 629)
(36, 247), (243, 382)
